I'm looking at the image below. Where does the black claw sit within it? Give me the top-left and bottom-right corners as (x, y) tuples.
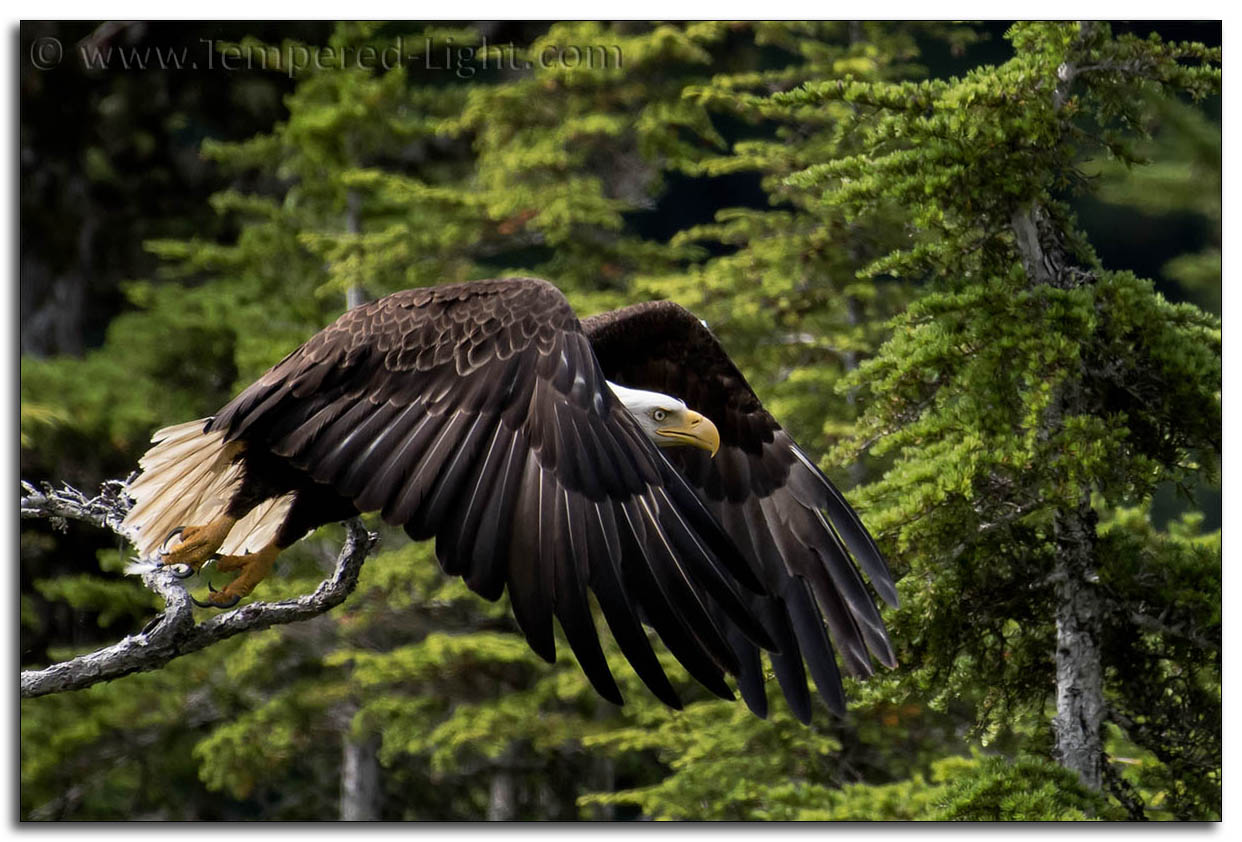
(191, 592), (240, 609)
(169, 563), (194, 579)
(161, 526), (186, 551)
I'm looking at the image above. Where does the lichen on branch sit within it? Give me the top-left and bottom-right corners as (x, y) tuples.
(20, 480), (379, 698)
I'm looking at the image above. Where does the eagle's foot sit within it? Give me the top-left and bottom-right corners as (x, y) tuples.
(156, 515), (237, 575)
(190, 543), (281, 609)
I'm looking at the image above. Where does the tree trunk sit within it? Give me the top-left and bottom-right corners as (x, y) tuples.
(843, 293), (868, 488)
(1011, 202), (1105, 793)
(487, 744), (520, 821)
(1051, 497), (1104, 792)
(345, 188), (367, 310)
(487, 767), (517, 821)
(340, 732), (382, 821)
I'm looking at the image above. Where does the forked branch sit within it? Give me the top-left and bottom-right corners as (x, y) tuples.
(20, 481), (378, 698)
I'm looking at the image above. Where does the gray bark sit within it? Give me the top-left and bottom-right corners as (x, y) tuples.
(340, 732), (383, 821)
(345, 187), (367, 310)
(843, 293), (868, 489)
(1010, 199), (1106, 792)
(346, 285), (368, 310)
(1050, 498), (1104, 791)
(20, 481), (378, 697)
(487, 767), (517, 821)
(1008, 28), (1109, 786)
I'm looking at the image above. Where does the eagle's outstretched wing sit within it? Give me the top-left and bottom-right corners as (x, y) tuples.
(582, 300), (897, 721)
(209, 278), (774, 708)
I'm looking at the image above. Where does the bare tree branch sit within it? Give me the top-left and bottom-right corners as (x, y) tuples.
(20, 478), (133, 532)
(20, 480), (379, 698)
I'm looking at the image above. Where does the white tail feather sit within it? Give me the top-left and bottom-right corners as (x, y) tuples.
(219, 494), (294, 556)
(121, 419), (293, 563)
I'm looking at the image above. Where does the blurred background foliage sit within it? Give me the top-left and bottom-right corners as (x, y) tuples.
(20, 21), (1219, 820)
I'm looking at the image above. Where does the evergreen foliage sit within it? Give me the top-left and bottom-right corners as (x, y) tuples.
(20, 21), (1219, 820)
(772, 21), (1220, 816)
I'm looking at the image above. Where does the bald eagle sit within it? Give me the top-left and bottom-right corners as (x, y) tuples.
(122, 277), (896, 722)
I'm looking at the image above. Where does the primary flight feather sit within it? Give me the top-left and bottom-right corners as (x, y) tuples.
(122, 277), (897, 722)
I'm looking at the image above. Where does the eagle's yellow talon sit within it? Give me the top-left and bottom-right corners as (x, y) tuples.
(187, 542), (283, 608)
(157, 515), (238, 575)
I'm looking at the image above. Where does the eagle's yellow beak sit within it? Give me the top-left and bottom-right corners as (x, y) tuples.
(655, 409), (721, 457)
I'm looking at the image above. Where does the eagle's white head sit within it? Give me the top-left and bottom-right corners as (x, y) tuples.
(607, 381), (721, 456)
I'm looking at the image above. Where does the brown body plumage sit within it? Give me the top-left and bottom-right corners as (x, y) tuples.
(122, 277), (896, 721)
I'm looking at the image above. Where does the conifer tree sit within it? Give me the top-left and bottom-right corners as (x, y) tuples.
(770, 21), (1219, 814)
(21, 21), (1219, 821)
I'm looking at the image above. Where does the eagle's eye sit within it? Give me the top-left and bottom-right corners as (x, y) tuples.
(651, 408), (668, 423)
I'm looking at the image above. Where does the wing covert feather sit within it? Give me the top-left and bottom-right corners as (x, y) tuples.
(583, 299), (897, 721)
(207, 278), (777, 709)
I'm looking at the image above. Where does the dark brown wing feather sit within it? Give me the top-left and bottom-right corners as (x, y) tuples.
(582, 299), (897, 721)
(209, 278), (775, 709)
